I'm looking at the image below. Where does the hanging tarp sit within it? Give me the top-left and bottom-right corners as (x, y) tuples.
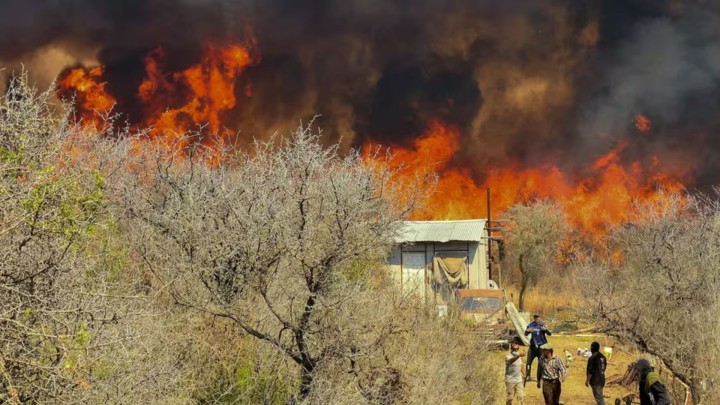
(432, 254), (468, 288)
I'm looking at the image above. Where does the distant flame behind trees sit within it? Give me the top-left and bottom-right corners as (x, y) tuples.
(17, 1), (720, 236)
(58, 66), (115, 125)
(365, 120), (686, 237)
(57, 39), (690, 236)
(58, 33), (258, 150)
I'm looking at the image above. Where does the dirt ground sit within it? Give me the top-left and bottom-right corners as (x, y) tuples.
(494, 334), (640, 405)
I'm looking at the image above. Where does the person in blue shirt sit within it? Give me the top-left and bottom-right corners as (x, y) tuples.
(524, 314), (552, 384)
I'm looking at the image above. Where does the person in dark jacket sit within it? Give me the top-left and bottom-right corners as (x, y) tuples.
(634, 359), (672, 405)
(585, 341), (607, 405)
(525, 314), (552, 383)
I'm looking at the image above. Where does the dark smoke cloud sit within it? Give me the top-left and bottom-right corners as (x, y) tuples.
(3, 0), (720, 186)
(0, 0), (242, 59)
(580, 9), (720, 135)
(574, 5), (720, 184)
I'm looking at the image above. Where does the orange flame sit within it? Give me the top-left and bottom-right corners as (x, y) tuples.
(138, 44), (254, 147)
(366, 121), (686, 236)
(58, 66), (115, 126)
(58, 31), (258, 154)
(634, 114), (651, 133)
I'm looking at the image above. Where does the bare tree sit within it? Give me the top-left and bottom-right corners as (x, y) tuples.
(0, 73), (503, 403)
(0, 73), (220, 404)
(503, 200), (570, 310)
(122, 126), (500, 402)
(581, 192), (720, 404)
(0, 73), (138, 402)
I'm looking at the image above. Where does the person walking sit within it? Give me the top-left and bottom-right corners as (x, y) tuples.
(505, 339), (526, 405)
(525, 313), (552, 383)
(537, 343), (566, 405)
(585, 341), (607, 405)
(634, 359), (672, 405)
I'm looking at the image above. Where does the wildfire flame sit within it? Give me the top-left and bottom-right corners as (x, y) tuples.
(137, 44), (254, 146)
(56, 34), (686, 237)
(58, 33), (258, 151)
(366, 121), (686, 236)
(58, 66), (115, 126)
(634, 114), (651, 133)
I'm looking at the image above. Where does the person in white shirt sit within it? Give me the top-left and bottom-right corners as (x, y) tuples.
(505, 339), (526, 405)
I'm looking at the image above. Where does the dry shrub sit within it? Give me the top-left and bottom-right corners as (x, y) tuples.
(122, 124), (500, 403)
(0, 72), (143, 403)
(504, 284), (582, 320)
(197, 336), (298, 404)
(301, 286), (501, 404)
(0, 73), (267, 403)
(581, 192), (720, 403)
(0, 74), (502, 403)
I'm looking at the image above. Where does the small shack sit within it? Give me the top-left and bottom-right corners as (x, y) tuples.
(387, 220), (490, 299)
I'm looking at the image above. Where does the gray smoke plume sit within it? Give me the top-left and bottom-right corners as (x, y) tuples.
(573, 6), (720, 182)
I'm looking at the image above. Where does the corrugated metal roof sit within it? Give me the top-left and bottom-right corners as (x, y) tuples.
(394, 219), (487, 243)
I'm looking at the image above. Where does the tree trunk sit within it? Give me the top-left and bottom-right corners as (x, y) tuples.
(295, 294), (317, 401)
(297, 365), (314, 400)
(690, 383), (700, 405)
(519, 254), (528, 311)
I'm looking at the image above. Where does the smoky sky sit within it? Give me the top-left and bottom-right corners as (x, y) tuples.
(3, 0), (720, 186)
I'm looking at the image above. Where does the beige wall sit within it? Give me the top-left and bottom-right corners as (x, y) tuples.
(468, 240), (489, 289)
(388, 246), (402, 285)
(387, 239), (490, 292)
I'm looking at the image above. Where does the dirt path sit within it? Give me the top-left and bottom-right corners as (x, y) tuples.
(495, 335), (638, 405)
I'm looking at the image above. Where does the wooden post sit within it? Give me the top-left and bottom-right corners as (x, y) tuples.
(487, 187), (492, 285)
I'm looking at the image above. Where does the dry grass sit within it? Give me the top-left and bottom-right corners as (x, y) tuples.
(503, 284), (583, 320)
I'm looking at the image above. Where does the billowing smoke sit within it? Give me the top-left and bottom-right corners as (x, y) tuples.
(3, 0), (720, 188)
(575, 6), (720, 183)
